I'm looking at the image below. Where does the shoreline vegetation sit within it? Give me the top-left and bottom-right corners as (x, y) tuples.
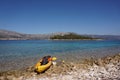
(0, 53), (120, 80)
(50, 33), (102, 40)
(50, 33), (94, 40)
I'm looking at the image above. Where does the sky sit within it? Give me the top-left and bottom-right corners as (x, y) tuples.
(0, 0), (120, 35)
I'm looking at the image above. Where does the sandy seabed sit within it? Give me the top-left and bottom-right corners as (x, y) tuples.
(0, 53), (120, 80)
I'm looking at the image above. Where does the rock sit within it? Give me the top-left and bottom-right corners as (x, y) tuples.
(7, 75), (14, 80)
(0, 76), (5, 80)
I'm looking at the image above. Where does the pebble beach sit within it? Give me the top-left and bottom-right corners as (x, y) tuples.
(0, 53), (120, 80)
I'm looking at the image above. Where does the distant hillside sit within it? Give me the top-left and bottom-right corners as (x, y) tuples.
(0, 29), (49, 40)
(0, 29), (24, 40)
(0, 29), (120, 40)
(0, 29), (69, 40)
(84, 35), (120, 40)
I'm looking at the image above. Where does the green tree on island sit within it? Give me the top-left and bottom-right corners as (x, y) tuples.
(50, 33), (93, 40)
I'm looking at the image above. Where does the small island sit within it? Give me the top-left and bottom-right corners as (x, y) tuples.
(50, 33), (95, 40)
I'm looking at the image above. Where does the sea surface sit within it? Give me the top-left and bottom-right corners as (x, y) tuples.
(0, 40), (120, 72)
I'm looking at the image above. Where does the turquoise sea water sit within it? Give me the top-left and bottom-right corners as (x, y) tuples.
(0, 40), (120, 71)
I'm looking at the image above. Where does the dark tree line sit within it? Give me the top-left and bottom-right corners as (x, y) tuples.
(50, 33), (93, 39)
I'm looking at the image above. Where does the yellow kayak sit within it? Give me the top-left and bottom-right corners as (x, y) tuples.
(34, 59), (52, 73)
(34, 57), (57, 73)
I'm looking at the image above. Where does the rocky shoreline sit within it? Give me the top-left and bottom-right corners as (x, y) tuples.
(0, 53), (120, 80)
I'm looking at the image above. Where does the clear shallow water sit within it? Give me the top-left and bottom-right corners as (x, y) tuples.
(0, 40), (120, 71)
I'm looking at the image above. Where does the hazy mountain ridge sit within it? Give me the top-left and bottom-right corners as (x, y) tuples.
(0, 30), (69, 40)
(0, 29), (120, 40)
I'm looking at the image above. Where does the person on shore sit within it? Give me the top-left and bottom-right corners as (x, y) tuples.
(41, 56), (52, 65)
